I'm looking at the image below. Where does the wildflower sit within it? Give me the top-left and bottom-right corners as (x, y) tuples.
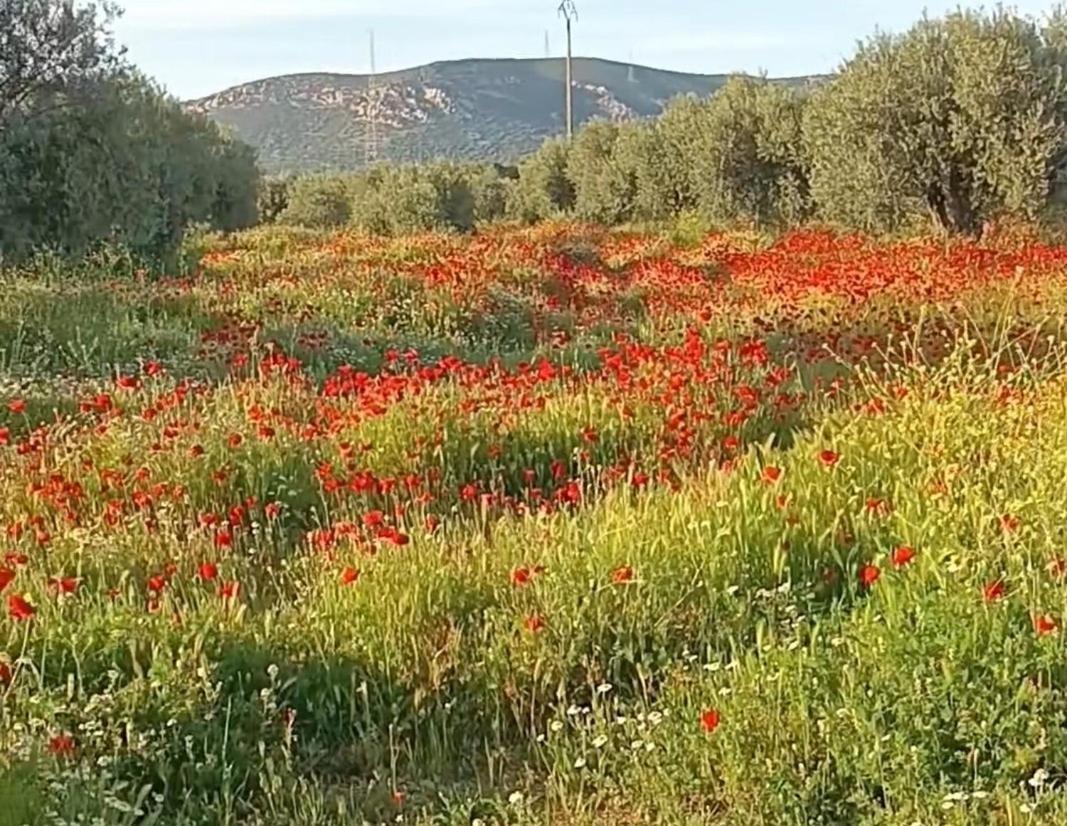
(859, 564), (880, 589)
(891, 546), (916, 568)
(48, 734), (75, 758)
(7, 594), (34, 620)
(511, 566), (532, 586)
(0, 660), (10, 685)
(47, 577), (79, 595)
(1000, 514), (1020, 534)
(147, 574), (167, 594)
(700, 709), (721, 733)
(7, 399), (25, 415)
(1034, 614), (1059, 636)
(218, 581), (240, 600)
(612, 565), (635, 585)
(198, 562), (219, 581)
(523, 614), (546, 633)
(762, 466), (782, 484)
(0, 567), (13, 593)
(341, 566), (361, 585)
(265, 502), (282, 520)
(983, 580), (1006, 602)
(818, 450), (840, 467)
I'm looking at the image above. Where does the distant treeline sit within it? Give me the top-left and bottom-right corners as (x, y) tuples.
(270, 7), (1067, 238)
(0, 1), (259, 267)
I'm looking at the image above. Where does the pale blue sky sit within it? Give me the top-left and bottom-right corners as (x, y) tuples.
(113, 1), (1058, 99)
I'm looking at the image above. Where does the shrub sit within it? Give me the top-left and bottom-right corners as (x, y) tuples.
(280, 176), (352, 229)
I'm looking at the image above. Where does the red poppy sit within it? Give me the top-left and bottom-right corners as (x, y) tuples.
(48, 734), (75, 758)
(198, 562), (219, 581)
(859, 564), (880, 588)
(511, 566), (532, 586)
(47, 577), (79, 595)
(218, 581), (239, 600)
(612, 565), (635, 585)
(7, 399), (25, 415)
(1048, 558), (1067, 579)
(891, 546), (916, 568)
(818, 450), (840, 467)
(0, 660), (10, 685)
(7, 595), (34, 620)
(700, 708), (721, 733)
(1034, 614), (1059, 636)
(265, 502), (282, 520)
(983, 580), (1006, 602)
(147, 574), (167, 594)
(0, 567), (13, 593)
(762, 466), (782, 484)
(341, 566), (361, 585)
(214, 530), (233, 550)
(523, 614), (546, 633)
(227, 433), (243, 449)
(1000, 514), (1020, 534)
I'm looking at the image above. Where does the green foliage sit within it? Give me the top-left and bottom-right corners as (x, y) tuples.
(257, 176), (292, 225)
(280, 176), (352, 229)
(508, 137), (575, 223)
(0, 71), (260, 266)
(805, 8), (1067, 234)
(674, 76), (810, 225)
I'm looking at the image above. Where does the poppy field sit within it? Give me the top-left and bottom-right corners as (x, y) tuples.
(3, 222), (1067, 824)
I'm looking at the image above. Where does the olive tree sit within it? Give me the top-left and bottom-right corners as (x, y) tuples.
(804, 8), (1067, 235)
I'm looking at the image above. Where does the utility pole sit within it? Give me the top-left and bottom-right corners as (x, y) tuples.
(544, 30), (550, 59)
(558, 1), (577, 140)
(366, 28), (379, 167)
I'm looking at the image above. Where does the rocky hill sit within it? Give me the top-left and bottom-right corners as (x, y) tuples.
(186, 57), (821, 174)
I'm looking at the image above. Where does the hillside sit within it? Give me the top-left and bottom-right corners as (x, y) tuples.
(186, 57), (821, 173)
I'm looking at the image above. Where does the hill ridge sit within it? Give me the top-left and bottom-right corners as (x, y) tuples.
(186, 56), (822, 174)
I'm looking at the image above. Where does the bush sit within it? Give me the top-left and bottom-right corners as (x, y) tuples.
(280, 176), (352, 229)
(0, 71), (260, 266)
(257, 177), (292, 225)
(508, 138), (575, 223)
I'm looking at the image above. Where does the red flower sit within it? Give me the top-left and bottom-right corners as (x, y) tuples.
(48, 734), (75, 758)
(818, 450), (840, 467)
(147, 574), (167, 594)
(341, 566), (361, 585)
(0, 567), (14, 593)
(983, 580), (1006, 603)
(612, 565), (635, 585)
(762, 466), (782, 484)
(511, 566), (532, 587)
(47, 577), (79, 595)
(859, 564), (880, 589)
(7, 399), (26, 415)
(198, 562), (219, 581)
(1000, 514), (1020, 534)
(227, 433), (243, 449)
(214, 530), (233, 550)
(523, 614), (546, 633)
(0, 660), (10, 685)
(7, 594), (34, 620)
(700, 709), (721, 733)
(1034, 614), (1059, 636)
(1048, 558), (1067, 579)
(631, 471), (649, 489)
(891, 546), (916, 568)
(265, 502), (282, 520)
(218, 581), (240, 600)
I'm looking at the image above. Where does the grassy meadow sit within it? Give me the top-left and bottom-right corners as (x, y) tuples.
(2, 223), (1067, 824)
